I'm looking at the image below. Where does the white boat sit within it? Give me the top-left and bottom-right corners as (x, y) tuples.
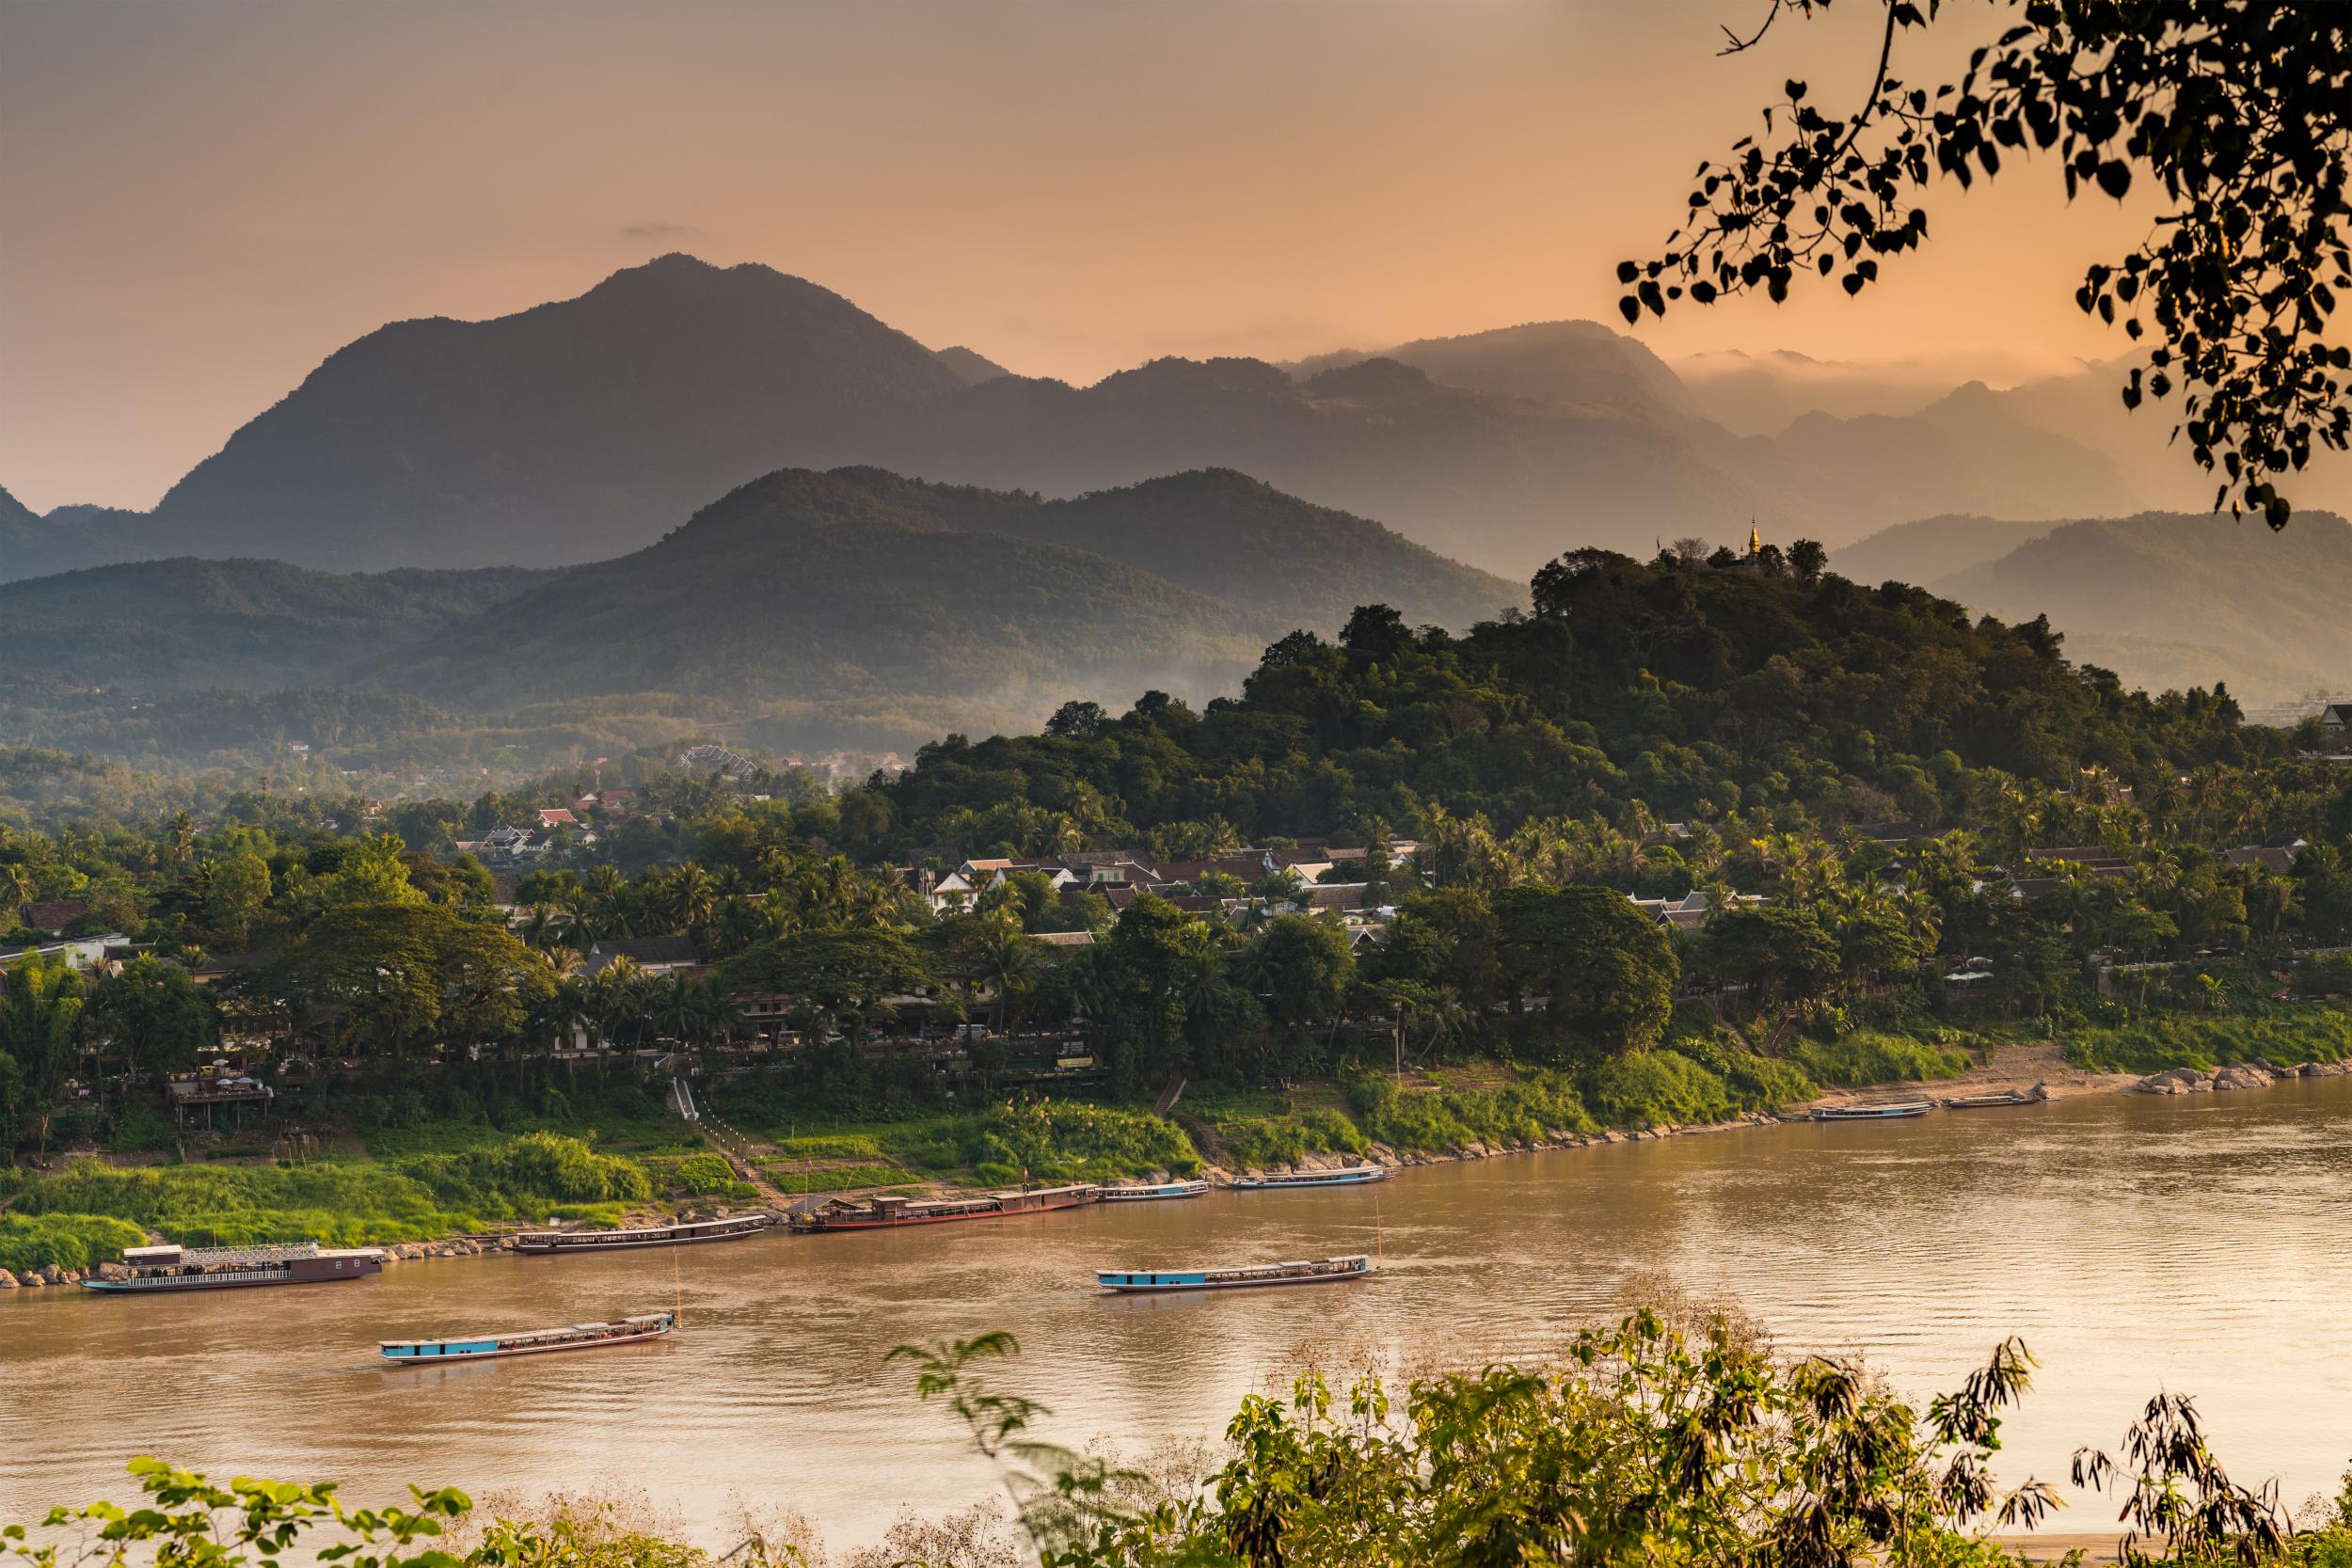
(1810, 1101), (1934, 1121)
(1097, 1255), (1375, 1292)
(1229, 1165), (1390, 1189)
(1096, 1180), (1212, 1202)
(381, 1310), (676, 1364)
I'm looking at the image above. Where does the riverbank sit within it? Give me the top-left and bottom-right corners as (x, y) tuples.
(7, 1006), (2349, 1286)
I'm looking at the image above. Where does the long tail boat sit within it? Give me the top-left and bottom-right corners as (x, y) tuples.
(1228, 1165), (1390, 1190)
(513, 1212), (776, 1254)
(789, 1183), (1097, 1233)
(1942, 1091), (2037, 1110)
(381, 1310), (676, 1365)
(1097, 1179), (1212, 1202)
(81, 1241), (384, 1293)
(1810, 1101), (1934, 1121)
(1097, 1255), (1375, 1293)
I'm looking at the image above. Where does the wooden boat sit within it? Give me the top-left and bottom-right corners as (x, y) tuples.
(81, 1241), (384, 1293)
(513, 1212), (775, 1254)
(381, 1310), (675, 1365)
(1097, 1179), (1212, 1202)
(1810, 1101), (1934, 1121)
(789, 1183), (1097, 1233)
(1228, 1165), (1390, 1189)
(1097, 1255), (1376, 1293)
(1942, 1091), (2036, 1110)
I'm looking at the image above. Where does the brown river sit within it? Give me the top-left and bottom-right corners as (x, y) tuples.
(7, 1076), (2350, 1551)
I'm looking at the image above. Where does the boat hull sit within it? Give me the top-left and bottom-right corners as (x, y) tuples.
(1098, 1257), (1376, 1292)
(514, 1216), (774, 1253)
(1943, 1094), (2034, 1110)
(1229, 1168), (1389, 1189)
(383, 1314), (676, 1365)
(1811, 1104), (1933, 1120)
(1097, 1182), (1211, 1202)
(792, 1196), (1091, 1232)
(81, 1271), (373, 1294)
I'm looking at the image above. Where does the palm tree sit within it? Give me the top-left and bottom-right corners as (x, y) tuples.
(979, 928), (1040, 1033)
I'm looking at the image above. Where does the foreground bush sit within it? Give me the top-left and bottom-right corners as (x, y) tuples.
(15, 1320), (2346, 1568)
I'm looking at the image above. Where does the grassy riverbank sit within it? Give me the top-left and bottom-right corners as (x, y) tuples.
(8, 1005), (2350, 1275)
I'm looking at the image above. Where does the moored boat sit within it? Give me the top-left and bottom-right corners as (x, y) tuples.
(81, 1241), (384, 1294)
(1097, 1254), (1375, 1292)
(1810, 1101), (1934, 1121)
(1228, 1165), (1390, 1189)
(789, 1183), (1098, 1232)
(1097, 1179), (1211, 1202)
(1942, 1091), (2036, 1110)
(514, 1212), (776, 1254)
(381, 1310), (676, 1364)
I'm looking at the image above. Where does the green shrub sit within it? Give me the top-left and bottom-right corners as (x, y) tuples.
(1214, 1108), (1368, 1169)
(1793, 1029), (1972, 1087)
(1581, 1050), (1734, 1130)
(1345, 1070), (1594, 1153)
(2063, 1010), (2352, 1073)
(1669, 1031), (1816, 1112)
(0, 1212), (149, 1272)
(952, 1101), (1200, 1182)
(10, 1133), (652, 1247)
(764, 1163), (920, 1194)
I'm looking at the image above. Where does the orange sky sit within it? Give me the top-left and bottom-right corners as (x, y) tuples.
(0, 0), (2154, 512)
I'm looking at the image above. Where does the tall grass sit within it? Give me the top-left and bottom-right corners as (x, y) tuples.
(1345, 1070), (1595, 1153)
(2062, 1009), (2352, 1073)
(1581, 1051), (1735, 1131)
(0, 1212), (149, 1272)
(10, 1133), (649, 1247)
(1793, 1030), (1972, 1087)
(1211, 1109), (1368, 1170)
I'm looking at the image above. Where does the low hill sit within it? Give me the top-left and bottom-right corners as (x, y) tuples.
(1834, 515), (2058, 587)
(805, 467), (1518, 630)
(370, 468), (1270, 709)
(0, 559), (555, 689)
(1932, 511), (2352, 703)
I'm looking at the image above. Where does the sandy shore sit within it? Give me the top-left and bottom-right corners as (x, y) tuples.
(1803, 1037), (2141, 1112)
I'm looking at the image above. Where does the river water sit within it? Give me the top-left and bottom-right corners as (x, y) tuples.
(7, 1077), (2351, 1551)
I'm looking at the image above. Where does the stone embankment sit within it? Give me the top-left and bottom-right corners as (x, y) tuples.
(2134, 1059), (2351, 1094)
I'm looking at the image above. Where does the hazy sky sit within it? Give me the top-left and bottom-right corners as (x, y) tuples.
(1, 0), (2153, 512)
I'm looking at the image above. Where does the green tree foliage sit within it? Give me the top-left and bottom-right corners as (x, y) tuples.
(80, 956), (216, 1101)
(1492, 884), (1677, 1059)
(1627, 0), (2349, 526)
(0, 953), (84, 1150)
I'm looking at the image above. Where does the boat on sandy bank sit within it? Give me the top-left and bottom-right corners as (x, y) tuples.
(1097, 1254), (1375, 1292)
(1942, 1091), (2038, 1110)
(514, 1212), (776, 1253)
(1810, 1101), (1934, 1121)
(81, 1241), (384, 1293)
(381, 1310), (675, 1364)
(1228, 1165), (1390, 1189)
(788, 1184), (1098, 1232)
(1097, 1180), (1212, 1202)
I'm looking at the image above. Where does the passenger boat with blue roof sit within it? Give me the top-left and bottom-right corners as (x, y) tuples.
(1228, 1164), (1390, 1189)
(381, 1310), (676, 1364)
(1096, 1179), (1211, 1202)
(1097, 1255), (1375, 1292)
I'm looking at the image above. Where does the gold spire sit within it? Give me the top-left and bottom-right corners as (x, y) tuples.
(1747, 520), (1761, 555)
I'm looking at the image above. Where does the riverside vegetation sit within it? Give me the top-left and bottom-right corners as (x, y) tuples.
(10, 1310), (2352, 1568)
(7, 548), (2352, 1272)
